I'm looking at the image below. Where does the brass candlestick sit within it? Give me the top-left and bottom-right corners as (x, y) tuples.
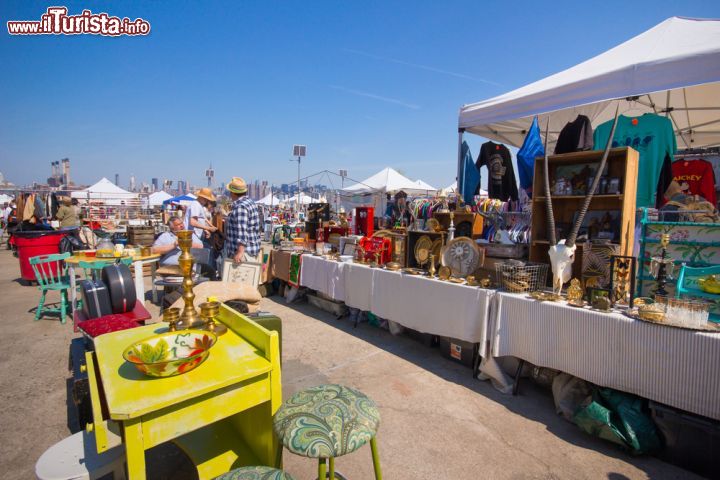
(176, 230), (202, 330)
(163, 307), (180, 332)
(199, 301), (227, 336)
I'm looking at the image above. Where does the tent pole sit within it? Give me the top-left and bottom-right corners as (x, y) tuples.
(456, 128), (465, 199)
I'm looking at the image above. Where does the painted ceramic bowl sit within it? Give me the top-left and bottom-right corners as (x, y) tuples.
(123, 330), (217, 377)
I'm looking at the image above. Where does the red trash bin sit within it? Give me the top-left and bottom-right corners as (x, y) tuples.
(10, 229), (73, 282)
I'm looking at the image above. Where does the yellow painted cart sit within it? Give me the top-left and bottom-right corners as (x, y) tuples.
(84, 305), (282, 479)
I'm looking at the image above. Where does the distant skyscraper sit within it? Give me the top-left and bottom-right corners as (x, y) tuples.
(115, 174), (120, 186)
(151, 178), (159, 192)
(129, 175), (136, 192)
(61, 158), (70, 185)
(205, 164), (214, 188)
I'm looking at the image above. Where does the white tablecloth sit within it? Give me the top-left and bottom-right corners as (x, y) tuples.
(342, 262), (375, 312)
(299, 254), (346, 302)
(489, 292), (720, 420)
(372, 268), (493, 345)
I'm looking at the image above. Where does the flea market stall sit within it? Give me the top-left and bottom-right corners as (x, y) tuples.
(263, 17), (720, 474)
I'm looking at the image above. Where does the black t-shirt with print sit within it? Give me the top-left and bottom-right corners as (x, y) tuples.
(475, 141), (518, 201)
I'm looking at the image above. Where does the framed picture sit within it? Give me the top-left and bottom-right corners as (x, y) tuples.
(222, 259), (262, 288)
(609, 255), (637, 308)
(341, 242), (357, 256)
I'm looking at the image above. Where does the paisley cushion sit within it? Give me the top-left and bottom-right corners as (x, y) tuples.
(214, 466), (295, 480)
(273, 384), (380, 458)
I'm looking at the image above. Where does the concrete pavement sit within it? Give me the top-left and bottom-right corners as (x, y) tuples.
(0, 248), (699, 479)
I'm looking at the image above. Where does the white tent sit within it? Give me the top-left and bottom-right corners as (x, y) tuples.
(442, 181), (487, 197)
(287, 193), (315, 205)
(342, 167), (433, 195)
(414, 179), (437, 192)
(71, 177), (138, 206)
(0, 193), (13, 204)
(148, 191), (172, 207)
(257, 193), (282, 206)
(459, 17), (720, 152)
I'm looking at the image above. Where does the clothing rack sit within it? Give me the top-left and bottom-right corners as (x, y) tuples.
(675, 147), (720, 159)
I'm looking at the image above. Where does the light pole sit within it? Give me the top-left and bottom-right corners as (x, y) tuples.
(291, 145), (306, 216)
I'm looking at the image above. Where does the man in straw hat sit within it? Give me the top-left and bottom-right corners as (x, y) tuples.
(225, 177), (261, 265)
(185, 187), (217, 243)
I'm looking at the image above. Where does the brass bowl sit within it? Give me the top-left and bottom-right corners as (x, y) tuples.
(638, 304), (665, 322)
(385, 262), (402, 271)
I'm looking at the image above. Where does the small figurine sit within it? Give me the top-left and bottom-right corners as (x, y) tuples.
(566, 278), (584, 306)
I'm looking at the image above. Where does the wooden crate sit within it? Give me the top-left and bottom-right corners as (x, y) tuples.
(529, 147), (639, 281)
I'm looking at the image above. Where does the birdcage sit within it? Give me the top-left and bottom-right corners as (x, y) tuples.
(495, 261), (549, 293)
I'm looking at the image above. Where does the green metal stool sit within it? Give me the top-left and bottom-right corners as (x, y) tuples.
(273, 384), (382, 480)
(214, 466), (295, 480)
(29, 252), (72, 323)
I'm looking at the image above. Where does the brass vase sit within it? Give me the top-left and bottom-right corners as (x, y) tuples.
(175, 230), (202, 329)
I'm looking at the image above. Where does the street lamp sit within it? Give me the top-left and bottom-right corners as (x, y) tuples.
(290, 145), (306, 215)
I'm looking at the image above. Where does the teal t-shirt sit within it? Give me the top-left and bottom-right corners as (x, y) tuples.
(593, 114), (676, 208)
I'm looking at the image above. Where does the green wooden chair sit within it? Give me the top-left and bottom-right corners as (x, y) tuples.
(273, 384), (382, 480)
(29, 252), (72, 323)
(676, 263), (720, 322)
(214, 466), (295, 480)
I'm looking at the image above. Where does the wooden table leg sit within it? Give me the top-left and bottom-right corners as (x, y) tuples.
(124, 418), (146, 480)
(150, 261), (158, 304)
(69, 265), (77, 314)
(133, 259), (145, 304)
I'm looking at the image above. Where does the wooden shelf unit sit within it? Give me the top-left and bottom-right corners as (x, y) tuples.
(529, 147), (639, 280)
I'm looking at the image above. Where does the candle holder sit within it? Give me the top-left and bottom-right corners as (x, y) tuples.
(176, 230), (202, 330)
(199, 301), (227, 336)
(163, 307), (180, 332)
(650, 234), (675, 297)
(448, 212), (456, 242)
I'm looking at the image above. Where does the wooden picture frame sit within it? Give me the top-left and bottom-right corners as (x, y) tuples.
(609, 255), (637, 308)
(222, 259), (262, 288)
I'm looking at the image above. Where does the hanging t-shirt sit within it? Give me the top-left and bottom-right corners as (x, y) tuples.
(554, 115), (593, 154)
(671, 158), (717, 206)
(475, 141), (518, 201)
(593, 114), (676, 208)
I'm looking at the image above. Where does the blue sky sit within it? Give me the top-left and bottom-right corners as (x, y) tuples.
(1, 0), (718, 191)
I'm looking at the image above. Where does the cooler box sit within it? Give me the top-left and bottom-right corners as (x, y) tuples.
(11, 229), (74, 281)
(438, 336), (478, 369)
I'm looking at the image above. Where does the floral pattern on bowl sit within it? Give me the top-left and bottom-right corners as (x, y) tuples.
(123, 330), (217, 377)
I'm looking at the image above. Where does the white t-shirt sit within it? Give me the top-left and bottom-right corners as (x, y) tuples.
(184, 200), (207, 243)
(153, 232), (180, 265)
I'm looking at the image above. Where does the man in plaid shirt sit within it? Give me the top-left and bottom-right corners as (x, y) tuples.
(224, 177), (261, 264)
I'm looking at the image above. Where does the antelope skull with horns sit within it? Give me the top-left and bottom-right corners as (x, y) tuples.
(544, 107), (620, 294)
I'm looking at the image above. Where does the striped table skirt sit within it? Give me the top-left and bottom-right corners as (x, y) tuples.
(490, 292), (720, 420)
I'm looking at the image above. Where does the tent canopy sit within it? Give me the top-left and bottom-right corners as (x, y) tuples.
(342, 167), (435, 195)
(257, 193), (282, 206)
(71, 177), (138, 205)
(414, 179), (437, 192)
(442, 181), (487, 197)
(287, 193), (317, 205)
(163, 193), (197, 206)
(148, 191), (172, 207)
(459, 17), (720, 151)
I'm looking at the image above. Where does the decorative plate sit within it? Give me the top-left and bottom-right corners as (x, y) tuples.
(441, 237), (482, 277)
(438, 266), (451, 280)
(123, 330), (217, 377)
(426, 218), (441, 232)
(372, 229), (393, 238)
(431, 238), (443, 260)
(414, 235), (432, 266)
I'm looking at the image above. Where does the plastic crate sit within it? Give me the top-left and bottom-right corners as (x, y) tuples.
(650, 401), (720, 478)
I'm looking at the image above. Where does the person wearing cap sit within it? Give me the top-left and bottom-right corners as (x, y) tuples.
(224, 177), (261, 265)
(185, 187), (217, 243)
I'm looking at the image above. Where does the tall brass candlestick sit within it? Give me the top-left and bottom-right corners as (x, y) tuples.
(176, 230), (202, 329)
